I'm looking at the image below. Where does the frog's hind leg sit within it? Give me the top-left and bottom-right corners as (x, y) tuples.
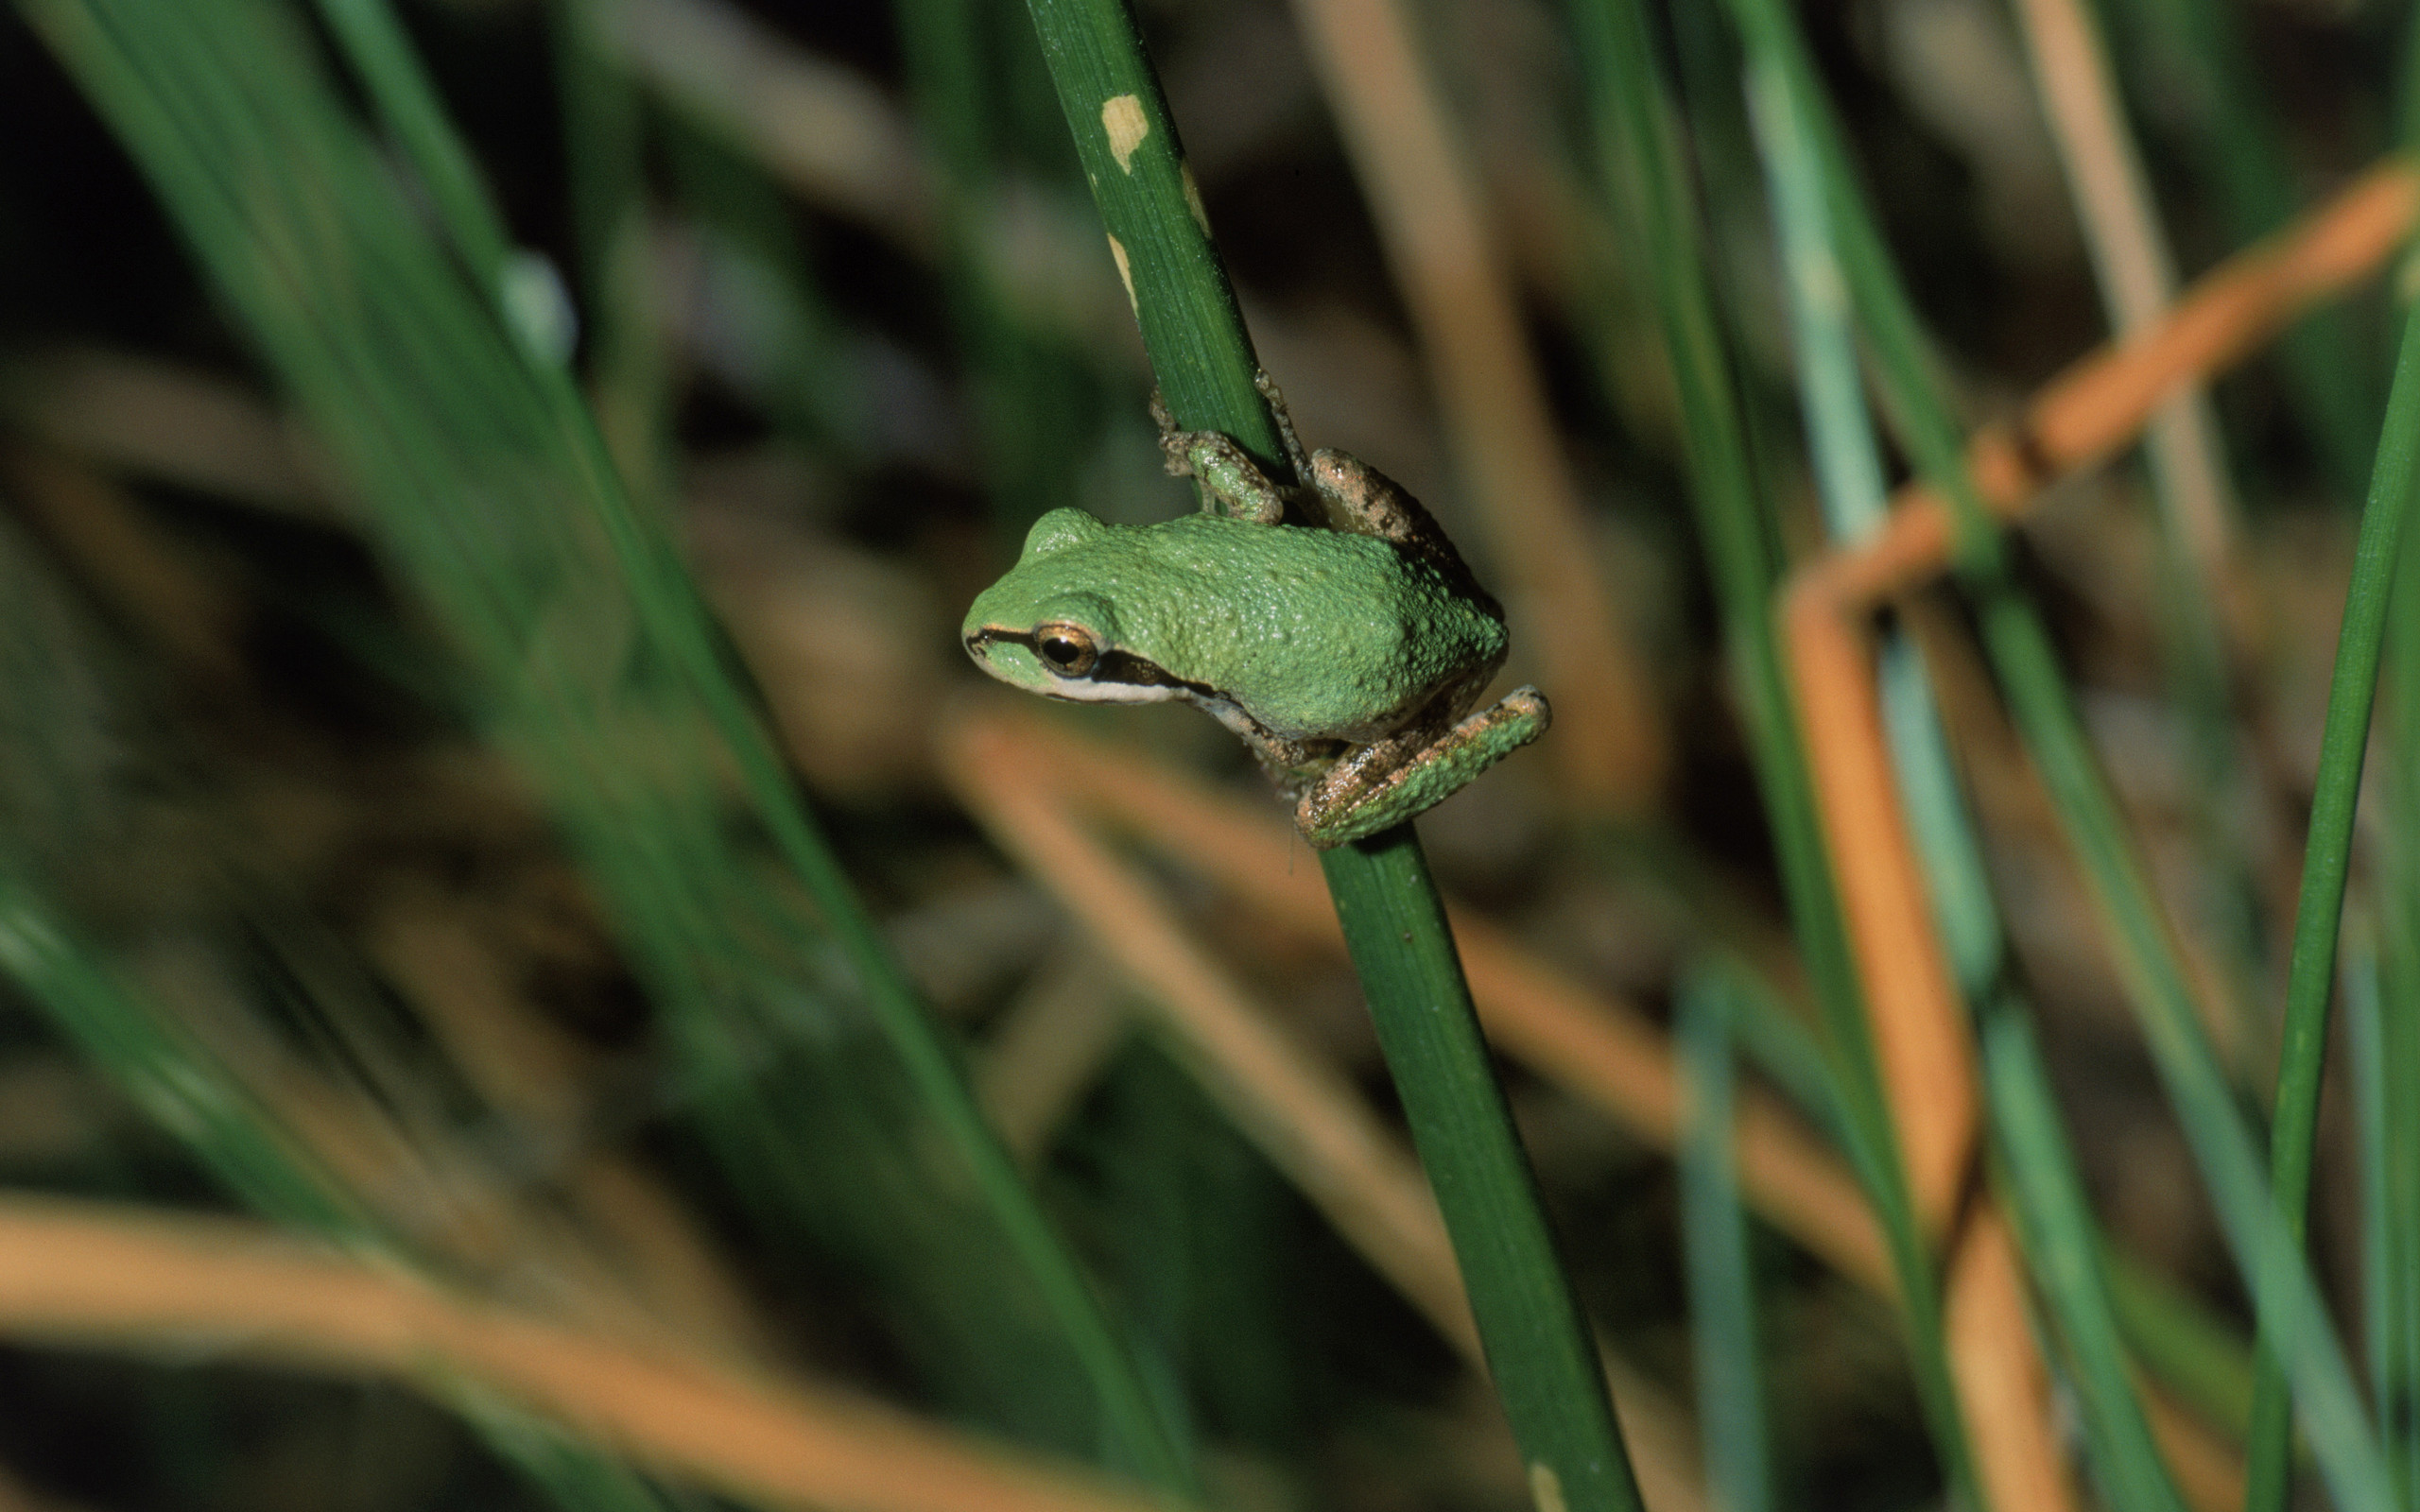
(1295, 686), (1551, 848)
(1303, 448), (1489, 597)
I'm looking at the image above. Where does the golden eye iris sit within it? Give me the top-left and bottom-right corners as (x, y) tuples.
(1034, 622), (1098, 677)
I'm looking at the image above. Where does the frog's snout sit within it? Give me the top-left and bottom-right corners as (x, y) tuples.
(961, 626), (1005, 672)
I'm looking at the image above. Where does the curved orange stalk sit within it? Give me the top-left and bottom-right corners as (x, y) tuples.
(1780, 151), (2416, 1512)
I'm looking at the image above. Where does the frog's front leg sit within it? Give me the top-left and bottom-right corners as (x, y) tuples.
(1295, 686), (1552, 848)
(1149, 387), (1293, 526)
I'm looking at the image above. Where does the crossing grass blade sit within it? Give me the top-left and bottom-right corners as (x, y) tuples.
(1983, 1000), (2190, 1512)
(1677, 966), (1774, 1512)
(2101, 1246), (2258, 1441)
(15, 0), (1189, 1486)
(1008, 2), (1646, 1505)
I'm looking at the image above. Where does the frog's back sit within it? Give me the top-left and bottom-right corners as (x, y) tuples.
(1105, 513), (1505, 741)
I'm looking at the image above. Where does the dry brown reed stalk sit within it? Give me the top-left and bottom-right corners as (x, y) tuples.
(7, 434), (774, 1361)
(1283, 0), (1668, 814)
(0, 1194), (1169, 1512)
(937, 710), (1711, 1512)
(1784, 569), (1980, 1237)
(945, 702), (1892, 1297)
(113, 932), (728, 1360)
(2009, 0), (2239, 595)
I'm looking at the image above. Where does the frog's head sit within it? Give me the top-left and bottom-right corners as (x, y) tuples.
(961, 508), (1191, 705)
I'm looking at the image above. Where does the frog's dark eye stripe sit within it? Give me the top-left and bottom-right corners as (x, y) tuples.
(1032, 621), (1098, 677)
(968, 626), (1221, 699)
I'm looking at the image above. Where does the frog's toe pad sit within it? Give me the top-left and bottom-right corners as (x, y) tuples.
(1296, 687), (1551, 849)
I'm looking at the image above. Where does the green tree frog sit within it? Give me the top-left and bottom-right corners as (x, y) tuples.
(960, 377), (1549, 848)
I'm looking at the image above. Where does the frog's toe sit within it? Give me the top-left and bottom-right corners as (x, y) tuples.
(1295, 687), (1551, 847)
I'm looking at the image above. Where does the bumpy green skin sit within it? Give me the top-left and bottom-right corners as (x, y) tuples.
(963, 507), (1505, 742)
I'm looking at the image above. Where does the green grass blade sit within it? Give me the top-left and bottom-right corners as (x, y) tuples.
(1320, 836), (1645, 1512)
(2101, 1246), (2257, 1440)
(305, 0), (513, 284)
(1008, 3), (1646, 1503)
(20, 0), (1187, 1484)
(1983, 1000), (2190, 1512)
(2349, 935), (2405, 1496)
(2377, 836), (2420, 1503)
(1677, 967), (1774, 1512)
(1008, 0), (1282, 467)
(1713, 956), (1847, 1143)
(1559, 0), (1983, 1503)
(0, 880), (356, 1236)
(1976, 592), (2392, 1512)
(1742, 45), (2004, 1002)
(2380, 57), (2420, 1486)
(2245, 297), (2420, 1512)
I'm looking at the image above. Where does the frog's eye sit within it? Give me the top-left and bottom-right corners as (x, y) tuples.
(1033, 622), (1098, 677)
